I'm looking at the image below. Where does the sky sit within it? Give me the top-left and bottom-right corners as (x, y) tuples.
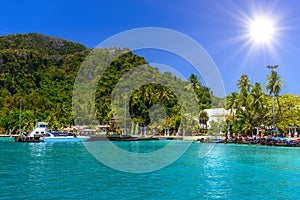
(1, 0), (300, 96)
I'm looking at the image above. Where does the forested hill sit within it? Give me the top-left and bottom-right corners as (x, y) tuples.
(0, 33), (214, 134)
(0, 33), (91, 132)
(0, 33), (87, 55)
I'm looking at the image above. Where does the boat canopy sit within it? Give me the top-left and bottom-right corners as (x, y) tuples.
(36, 122), (48, 128)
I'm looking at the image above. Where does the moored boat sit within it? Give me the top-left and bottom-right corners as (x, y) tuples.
(15, 134), (42, 143)
(42, 131), (89, 142)
(87, 134), (157, 142)
(19, 122), (89, 142)
(14, 122), (46, 142)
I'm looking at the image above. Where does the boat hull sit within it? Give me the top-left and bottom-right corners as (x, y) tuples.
(42, 136), (90, 142)
(87, 135), (158, 142)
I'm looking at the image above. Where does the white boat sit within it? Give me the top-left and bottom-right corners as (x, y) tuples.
(29, 122), (51, 137)
(42, 132), (89, 142)
(29, 122), (89, 142)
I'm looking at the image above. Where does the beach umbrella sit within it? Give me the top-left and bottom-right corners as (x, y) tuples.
(219, 125), (222, 139)
(227, 126), (230, 137)
(294, 124), (298, 137)
(130, 123), (134, 135)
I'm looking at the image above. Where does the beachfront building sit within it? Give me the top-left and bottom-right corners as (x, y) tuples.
(204, 108), (229, 128)
(96, 125), (110, 134)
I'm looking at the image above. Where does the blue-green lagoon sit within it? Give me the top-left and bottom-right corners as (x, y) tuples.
(1, 141), (300, 199)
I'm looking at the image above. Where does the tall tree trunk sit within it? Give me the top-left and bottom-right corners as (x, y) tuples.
(276, 96), (282, 120)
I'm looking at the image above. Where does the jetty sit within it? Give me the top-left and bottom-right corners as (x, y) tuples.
(0, 134), (18, 142)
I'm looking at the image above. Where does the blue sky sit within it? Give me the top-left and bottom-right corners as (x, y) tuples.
(1, 0), (300, 96)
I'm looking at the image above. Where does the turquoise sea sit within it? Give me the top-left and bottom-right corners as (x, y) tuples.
(1, 141), (300, 200)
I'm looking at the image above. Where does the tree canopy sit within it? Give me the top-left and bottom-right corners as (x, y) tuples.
(225, 71), (300, 136)
(0, 33), (215, 135)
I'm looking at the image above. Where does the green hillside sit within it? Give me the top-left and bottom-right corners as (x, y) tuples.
(0, 33), (212, 134)
(0, 33), (87, 55)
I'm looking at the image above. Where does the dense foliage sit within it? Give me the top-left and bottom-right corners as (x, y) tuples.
(0, 33), (214, 135)
(0, 33), (86, 55)
(226, 71), (300, 136)
(0, 34), (89, 132)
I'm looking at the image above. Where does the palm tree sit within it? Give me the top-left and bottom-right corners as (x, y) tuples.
(265, 70), (285, 98)
(265, 70), (285, 125)
(237, 75), (251, 94)
(158, 87), (171, 104)
(249, 82), (267, 125)
(226, 92), (238, 121)
(199, 110), (209, 133)
(188, 74), (201, 92)
(237, 75), (251, 109)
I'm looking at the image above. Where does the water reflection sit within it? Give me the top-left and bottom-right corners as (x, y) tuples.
(26, 143), (49, 188)
(199, 144), (300, 199)
(201, 144), (233, 199)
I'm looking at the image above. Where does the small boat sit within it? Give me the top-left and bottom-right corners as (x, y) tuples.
(15, 134), (42, 143)
(122, 135), (158, 141)
(27, 122), (89, 142)
(287, 141), (298, 147)
(87, 134), (157, 142)
(16, 122), (48, 142)
(274, 143), (287, 147)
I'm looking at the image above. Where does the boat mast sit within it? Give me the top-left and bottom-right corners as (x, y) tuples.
(19, 99), (22, 135)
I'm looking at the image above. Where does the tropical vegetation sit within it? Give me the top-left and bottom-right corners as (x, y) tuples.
(226, 70), (300, 136)
(0, 33), (213, 135)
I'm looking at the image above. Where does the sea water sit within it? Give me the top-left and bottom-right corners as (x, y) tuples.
(0, 141), (300, 200)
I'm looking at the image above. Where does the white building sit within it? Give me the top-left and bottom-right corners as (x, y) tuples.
(204, 108), (229, 128)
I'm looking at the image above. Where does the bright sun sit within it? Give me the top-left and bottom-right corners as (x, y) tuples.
(249, 17), (275, 43)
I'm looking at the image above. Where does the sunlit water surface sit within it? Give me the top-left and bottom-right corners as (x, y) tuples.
(0, 141), (300, 199)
